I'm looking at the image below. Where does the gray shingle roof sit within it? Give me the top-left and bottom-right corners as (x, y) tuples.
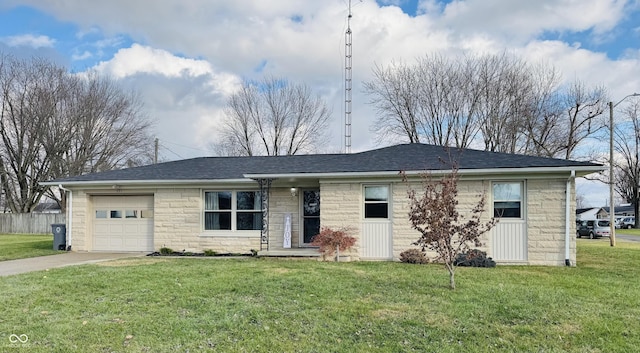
(48, 143), (602, 183)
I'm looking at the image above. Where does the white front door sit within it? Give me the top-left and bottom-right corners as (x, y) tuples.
(491, 181), (527, 262)
(360, 185), (393, 260)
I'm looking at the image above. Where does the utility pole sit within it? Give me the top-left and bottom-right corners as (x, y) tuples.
(154, 138), (159, 164)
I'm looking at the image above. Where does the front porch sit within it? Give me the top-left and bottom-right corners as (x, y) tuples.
(257, 248), (321, 258)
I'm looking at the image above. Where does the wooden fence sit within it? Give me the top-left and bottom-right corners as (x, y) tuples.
(0, 213), (66, 234)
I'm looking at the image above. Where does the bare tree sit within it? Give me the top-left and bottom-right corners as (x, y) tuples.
(0, 55), (60, 213)
(364, 52), (607, 160)
(215, 76), (331, 156)
(415, 54), (482, 148)
(364, 61), (422, 143)
(0, 54), (153, 213)
(520, 63), (564, 157)
(575, 193), (588, 209)
(614, 98), (640, 228)
(403, 167), (497, 290)
(365, 55), (481, 148)
(474, 53), (532, 153)
(49, 72), (153, 211)
(559, 81), (607, 160)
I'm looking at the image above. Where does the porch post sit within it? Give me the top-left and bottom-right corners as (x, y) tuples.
(257, 178), (274, 251)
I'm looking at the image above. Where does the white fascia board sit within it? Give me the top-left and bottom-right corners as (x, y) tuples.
(40, 179), (255, 187)
(41, 165), (603, 188)
(244, 165), (604, 179)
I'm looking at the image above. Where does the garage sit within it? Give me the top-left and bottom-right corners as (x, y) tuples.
(92, 195), (154, 252)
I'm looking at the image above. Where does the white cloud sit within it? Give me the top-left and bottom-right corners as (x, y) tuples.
(87, 44), (243, 157)
(438, 0), (626, 44)
(3, 1), (640, 163)
(1, 0), (639, 204)
(2, 34), (55, 48)
(75, 26), (100, 39)
(377, 0), (404, 6)
(92, 44), (218, 79)
(519, 40), (640, 99)
(71, 50), (92, 61)
(577, 177), (610, 208)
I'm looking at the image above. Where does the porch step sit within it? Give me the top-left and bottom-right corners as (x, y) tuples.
(258, 249), (321, 257)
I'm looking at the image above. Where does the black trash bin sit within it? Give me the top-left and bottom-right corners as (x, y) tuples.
(51, 224), (66, 250)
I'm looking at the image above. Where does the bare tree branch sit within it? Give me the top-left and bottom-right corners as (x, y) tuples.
(0, 54), (153, 213)
(364, 52), (607, 160)
(215, 76), (331, 156)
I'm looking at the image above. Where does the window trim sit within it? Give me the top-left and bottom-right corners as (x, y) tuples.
(492, 181), (525, 220)
(363, 184), (390, 220)
(95, 209), (152, 220)
(202, 189), (263, 234)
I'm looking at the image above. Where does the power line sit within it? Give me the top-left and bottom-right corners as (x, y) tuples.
(160, 139), (211, 153)
(158, 145), (184, 160)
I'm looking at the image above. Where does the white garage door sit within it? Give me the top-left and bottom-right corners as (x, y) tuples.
(93, 196), (154, 252)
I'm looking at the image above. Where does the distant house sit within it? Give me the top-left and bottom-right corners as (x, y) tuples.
(42, 143), (603, 266)
(576, 207), (608, 220)
(603, 205), (635, 217)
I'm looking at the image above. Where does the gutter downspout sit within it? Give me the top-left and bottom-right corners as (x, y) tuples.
(565, 171), (575, 266)
(59, 185), (72, 251)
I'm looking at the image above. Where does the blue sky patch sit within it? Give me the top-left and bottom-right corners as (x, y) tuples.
(0, 5), (134, 71)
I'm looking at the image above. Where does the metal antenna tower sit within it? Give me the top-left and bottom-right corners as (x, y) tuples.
(344, 0), (353, 153)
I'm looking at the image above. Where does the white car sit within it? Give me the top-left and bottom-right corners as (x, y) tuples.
(616, 217), (635, 229)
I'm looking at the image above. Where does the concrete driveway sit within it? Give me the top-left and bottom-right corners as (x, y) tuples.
(0, 252), (145, 277)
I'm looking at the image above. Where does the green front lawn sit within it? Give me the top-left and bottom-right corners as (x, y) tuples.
(1, 241), (639, 352)
(0, 233), (61, 261)
(617, 228), (640, 236)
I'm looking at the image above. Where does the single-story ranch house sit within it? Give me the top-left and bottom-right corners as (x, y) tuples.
(43, 143), (603, 266)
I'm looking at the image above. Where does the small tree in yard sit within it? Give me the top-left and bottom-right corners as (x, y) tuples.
(404, 167), (497, 289)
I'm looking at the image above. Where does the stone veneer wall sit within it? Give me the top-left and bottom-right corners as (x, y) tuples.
(69, 177), (575, 265)
(267, 187), (301, 250)
(526, 178), (575, 266)
(153, 187), (306, 253)
(70, 187), (299, 254)
(391, 177), (574, 265)
(70, 190), (89, 251)
(319, 182), (361, 259)
(391, 179), (492, 260)
(154, 188), (260, 253)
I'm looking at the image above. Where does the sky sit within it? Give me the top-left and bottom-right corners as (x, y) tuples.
(1, 0), (640, 207)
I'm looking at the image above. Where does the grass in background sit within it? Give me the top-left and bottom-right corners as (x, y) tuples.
(0, 240), (639, 352)
(617, 228), (640, 236)
(0, 234), (60, 261)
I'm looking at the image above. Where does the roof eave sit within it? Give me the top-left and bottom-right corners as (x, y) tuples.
(41, 165), (604, 188)
(40, 178), (255, 187)
(244, 165), (604, 179)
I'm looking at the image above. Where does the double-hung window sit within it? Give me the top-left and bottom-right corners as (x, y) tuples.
(493, 182), (523, 218)
(364, 185), (389, 219)
(204, 191), (262, 231)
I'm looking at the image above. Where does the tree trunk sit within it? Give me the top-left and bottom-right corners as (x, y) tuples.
(448, 268), (456, 290)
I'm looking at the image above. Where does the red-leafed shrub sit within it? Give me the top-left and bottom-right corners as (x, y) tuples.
(310, 227), (356, 261)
